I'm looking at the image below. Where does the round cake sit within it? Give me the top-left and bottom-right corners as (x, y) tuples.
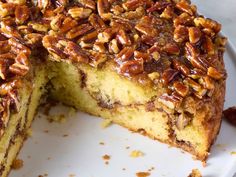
(0, 0), (227, 176)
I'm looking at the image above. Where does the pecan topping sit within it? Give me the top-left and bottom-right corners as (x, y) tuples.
(0, 0), (227, 136)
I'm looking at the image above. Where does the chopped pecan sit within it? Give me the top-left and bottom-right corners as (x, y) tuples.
(64, 41), (89, 63)
(51, 15), (78, 33)
(109, 39), (120, 54)
(66, 24), (93, 39)
(158, 92), (183, 109)
(116, 47), (134, 62)
(185, 42), (210, 71)
(163, 43), (180, 55)
(194, 17), (221, 33)
(8, 38), (31, 56)
(176, 112), (191, 130)
(172, 59), (190, 76)
(116, 29), (131, 46)
(88, 13), (106, 31)
(183, 77), (201, 92)
(123, 0), (153, 11)
(7, 0), (26, 5)
(0, 40), (11, 54)
(176, 0), (195, 16)
(42, 35), (67, 60)
(201, 76), (214, 90)
(15, 52), (29, 66)
(173, 81), (189, 97)
(97, 28), (116, 43)
(119, 59), (143, 75)
(207, 67), (223, 80)
(111, 5), (124, 15)
(188, 27), (201, 44)
(24, 33), (43, 46)
(78, 0), (96, 10)
(135, 16), (158, 36)
(160, 6), (175, 19)
(188, 68), (206, 79)
(174, 25), (189, 43)
(29, 22), (49, 32)
(97, 0), (112, 20)
(37, 0), (51, 10)
(203, 36), (215, 55)
(9, 63), (29, 76)
(147, 1), (171, 13)
(15, 5), (30, 24)
(0, 3), (16, 18)
(174, 12), (193, 27)
(93, 41), (106, 53)
(89, 51), (108, 67)
(134, 51), (150, 62)
(162, 68), (179, 85)
(68, 7), (92, 19)
(79, 30), (98, 43)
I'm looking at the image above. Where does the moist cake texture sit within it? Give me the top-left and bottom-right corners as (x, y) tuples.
(0, 0), (227, 176)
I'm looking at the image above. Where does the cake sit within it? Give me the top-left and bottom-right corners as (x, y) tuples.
(0, 0), (227, 176)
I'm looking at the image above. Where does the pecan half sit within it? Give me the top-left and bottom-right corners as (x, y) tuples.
(194, 17), (221, 33)
(174, 25), (188, 43)
(188, 27), (201, 44)
(15, 5), (30, 24)
(116, 47), (134, 62)
(68, 7), (92, 19)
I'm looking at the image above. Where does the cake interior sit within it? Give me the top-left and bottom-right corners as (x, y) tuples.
(0, 57), (224, 177)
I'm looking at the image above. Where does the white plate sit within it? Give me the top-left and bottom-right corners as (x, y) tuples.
(10, 1), (236, 177)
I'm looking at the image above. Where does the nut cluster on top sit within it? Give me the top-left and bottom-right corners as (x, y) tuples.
(0, 0), (227, 132)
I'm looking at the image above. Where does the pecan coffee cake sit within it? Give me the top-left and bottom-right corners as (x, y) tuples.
(0, 0), (227, 176)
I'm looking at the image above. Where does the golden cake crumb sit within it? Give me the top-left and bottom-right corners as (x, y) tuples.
(27, 128), (33, 137)
(101, 119), (113, 128)
(230, 151), (236, 155)
(69, 174), (76, 177)
(188, 169), (202, 177)
(47, 114), (66, 123)
(68, 107), (77, 117)
(11, 159), (23, 170)
(148, 167), (155, 172)
(130, 150), (145, 158)
(63, 134), (69, 137)
(136, 172), (150, 177)
(102, 154), (111, 160)
(99, 142), (105, 145)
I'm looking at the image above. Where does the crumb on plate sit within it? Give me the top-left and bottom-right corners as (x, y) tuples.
(11, 159), (23, 170)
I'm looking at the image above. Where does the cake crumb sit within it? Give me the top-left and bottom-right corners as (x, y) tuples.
(63, 134), (69, 137)
(68, 107), (77, 117)
(69, 174), (76, 177)
(99, 142), (105, 145)
(188, 169), (202, 177)
(102, 154), (111, 165)
(148, 167), (155, 172)
(130, 150), (145, 158)
(230, 151), (236, 155)
(44, 130), (49, 133)
(27, 128), (33, 137)
(122, 168), (126, 171)
(102, 154), (111, 160)
(136, 172), (150, 177)
(223, 106), (236, 126)
(47, 114), (66, 123)
(101, 119), (113, 128)
(11, 159), (23, 170)
(126, 146), (130, 149)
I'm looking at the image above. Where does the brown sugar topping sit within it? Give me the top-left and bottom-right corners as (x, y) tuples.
(0, 0), (227, 136)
